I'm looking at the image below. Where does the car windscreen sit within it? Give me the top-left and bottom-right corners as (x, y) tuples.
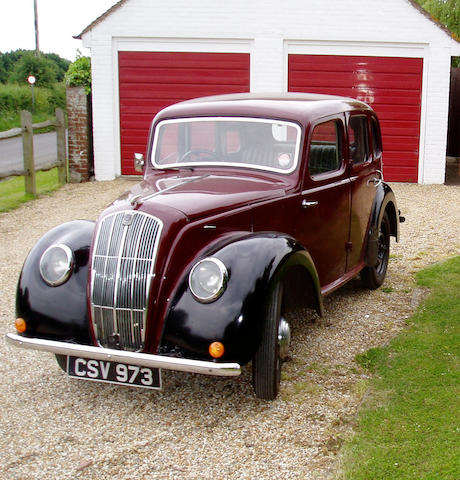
(151, 117), (301, 174)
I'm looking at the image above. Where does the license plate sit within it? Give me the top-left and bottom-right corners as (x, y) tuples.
(67, 356), (161, 390)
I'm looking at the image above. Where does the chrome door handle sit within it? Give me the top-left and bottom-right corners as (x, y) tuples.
(367, 177), (382, 187)
(302, 199), (318, 208)
(367, 169), (383, 187)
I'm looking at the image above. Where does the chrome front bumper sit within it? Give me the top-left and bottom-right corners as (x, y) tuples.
(5, 333), (241, 377)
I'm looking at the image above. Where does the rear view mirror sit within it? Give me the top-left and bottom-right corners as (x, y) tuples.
(134, 153), (145, 173)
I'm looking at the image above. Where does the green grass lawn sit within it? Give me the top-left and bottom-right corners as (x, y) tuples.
(0, 168), (61, 212)
(340, 256), (460, 479)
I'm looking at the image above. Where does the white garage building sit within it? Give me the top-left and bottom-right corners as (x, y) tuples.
(78, 0), (460, 183)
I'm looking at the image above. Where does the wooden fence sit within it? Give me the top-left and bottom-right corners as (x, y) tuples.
(0, 108), (67, 195)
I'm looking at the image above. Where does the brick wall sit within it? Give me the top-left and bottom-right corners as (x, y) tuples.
(66, 86), (92, 183)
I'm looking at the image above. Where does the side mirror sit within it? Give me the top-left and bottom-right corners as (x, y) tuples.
(134, 153), (145, 173)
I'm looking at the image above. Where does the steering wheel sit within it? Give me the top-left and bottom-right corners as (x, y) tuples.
(179, 149), (216, 163)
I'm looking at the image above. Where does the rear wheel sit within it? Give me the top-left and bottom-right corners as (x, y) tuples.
(252, 282), (290, 400)
(361, 211), (390, 289)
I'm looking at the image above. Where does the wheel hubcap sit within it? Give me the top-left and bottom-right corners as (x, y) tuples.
(278, 317), (291, 360)
(376, 227), (388, 274)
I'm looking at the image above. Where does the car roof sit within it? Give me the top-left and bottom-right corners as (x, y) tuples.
(154, 92), (374, 125)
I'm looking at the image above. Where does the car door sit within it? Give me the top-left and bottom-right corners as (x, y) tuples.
(347, 113), (382, 270)
(296, 116), (351, 290)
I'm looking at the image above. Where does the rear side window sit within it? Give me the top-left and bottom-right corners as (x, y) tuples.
(348, 115), (369, 164)
(371, 117), (382, 159)
(308, 120), (342, 176)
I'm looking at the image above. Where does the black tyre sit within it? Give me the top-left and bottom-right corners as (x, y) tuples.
(361, 211), (390, 290)
(252, 282), (286, 400)
(55, 354), (67, 372)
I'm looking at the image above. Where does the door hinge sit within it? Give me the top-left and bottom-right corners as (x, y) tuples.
(345, 241), (353, 252)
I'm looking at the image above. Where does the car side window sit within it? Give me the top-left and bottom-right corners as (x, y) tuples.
(348, 115), (369, 165)
(371, 117), (382, 160)
(308, 119), (342, 176)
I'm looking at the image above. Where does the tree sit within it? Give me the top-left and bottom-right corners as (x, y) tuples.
(10, 51), (58, 87)
(43, 53), (70, 82)
(0, 50), (26, 84)
(415, 0), (458, 35)
(0, 50), (70, 85)
(415, 0), (460, 66)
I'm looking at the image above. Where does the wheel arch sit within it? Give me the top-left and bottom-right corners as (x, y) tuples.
(160, 232), (323, 364)
(16, 220), (95, 343)
(273, 249), (324, 318)
(365, 182), (400, 268)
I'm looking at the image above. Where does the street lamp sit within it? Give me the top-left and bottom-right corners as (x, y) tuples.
(27, 75), (36, 113)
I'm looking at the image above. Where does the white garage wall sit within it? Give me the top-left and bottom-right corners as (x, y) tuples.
(82, 0), (460, 183)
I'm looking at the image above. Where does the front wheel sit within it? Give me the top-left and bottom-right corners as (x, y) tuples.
(252, 282), (290, 400)
(361, 211), (390, 289)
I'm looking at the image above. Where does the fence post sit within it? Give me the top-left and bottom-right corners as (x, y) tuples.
(55, 108), (67, 184)
(21, 110), (36, 195)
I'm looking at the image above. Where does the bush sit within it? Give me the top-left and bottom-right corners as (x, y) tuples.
(0, 50), (70, 85)
(10, 52), (58, 88)
(0, 84), (61, 113)
(44, 53), (71, 82)
(46, 83), (66, 113)
(0, 83), (66, 130)
(65, 56), (91, 94)
(0, 84), (35, 112)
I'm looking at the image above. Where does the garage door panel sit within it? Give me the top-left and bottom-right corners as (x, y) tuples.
(119, 52), (249, 69)
(119, 51), (250, 175)
(383, 157), (419, 182)
(290, 55), (423, 74)
(289, 86), (351, 97)
(380, 121), (421, 136)
(382, 153), (418, 166)
(288, 54), (422, 182)
(121, 82), (247, 95)
(360, 90), (421, 104)
(384, 169), (418, 182)
(119, 51), (249, 67)
(291, 83), (421, 105)
(120, 102), (176, 114)
(121, 83), (246, 100)
(289, 71), (421, 91)
(120, 116), (153, 128)
(120, 139), (150, 151)
(118, 69), (247, 85)
(383, 144), (419, 156)
(120, 68), (250, 86)
(373, 104), (422, 120)
(290, 86), (421, 108)
(383, 136), (420, 152)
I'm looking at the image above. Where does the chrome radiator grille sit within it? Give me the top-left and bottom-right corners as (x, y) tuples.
(90, 211), (163, 351)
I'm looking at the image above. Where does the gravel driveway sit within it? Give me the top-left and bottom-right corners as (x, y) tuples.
(1, 180), (459, 480)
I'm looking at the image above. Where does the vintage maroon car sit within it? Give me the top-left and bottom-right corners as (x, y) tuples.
(7, 93), (403, 399)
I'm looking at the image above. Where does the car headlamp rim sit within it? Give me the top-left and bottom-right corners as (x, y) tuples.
(189, 257), (228, 303)
(39, 243), (74, 287)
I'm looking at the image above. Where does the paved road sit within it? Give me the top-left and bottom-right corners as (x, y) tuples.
(0, 132), (57, 178)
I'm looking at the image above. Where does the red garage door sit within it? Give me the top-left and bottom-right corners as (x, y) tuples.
(119, 51), (250, 175)
(288, 55), (423, 182)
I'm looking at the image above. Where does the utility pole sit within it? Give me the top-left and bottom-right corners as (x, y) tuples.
(34, 0), (40, 55)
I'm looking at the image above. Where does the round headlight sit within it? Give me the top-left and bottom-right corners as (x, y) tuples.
(189, 257), (228, 303)
(39, 244), (74, 286)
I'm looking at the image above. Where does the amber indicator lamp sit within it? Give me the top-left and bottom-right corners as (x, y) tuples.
(209, 342), (225, 359)
(15, 318), (27, 333)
